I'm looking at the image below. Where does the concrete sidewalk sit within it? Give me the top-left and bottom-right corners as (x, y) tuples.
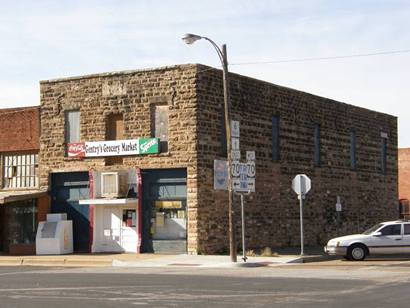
(0, 250), (328, 268)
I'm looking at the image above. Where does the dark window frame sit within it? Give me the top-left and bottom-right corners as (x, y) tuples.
(151, 104), (169, 153)
(105, 113), (124, 141)
(314, 124), (321, 167)
(105, 113), (124, 165)
(64, 109), (80, 144)
(272, 116), (280, 162)
(381, 137), (387, 174)
(350, 129), (356, 170)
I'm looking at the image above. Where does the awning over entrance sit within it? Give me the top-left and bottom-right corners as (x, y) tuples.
(0, 190), (47, 204)
(79, 198), (138, 206)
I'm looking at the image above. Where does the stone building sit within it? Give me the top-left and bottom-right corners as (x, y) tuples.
(39, 64), (398, 255)
(0, 106), (48, 255)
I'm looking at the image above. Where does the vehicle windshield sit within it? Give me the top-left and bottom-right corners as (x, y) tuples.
(363, 223), (384, 235)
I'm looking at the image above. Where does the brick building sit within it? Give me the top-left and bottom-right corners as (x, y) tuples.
(39, 64), (398, 255)
(0, 106), (48, 255)
(398, 148), (410, 218)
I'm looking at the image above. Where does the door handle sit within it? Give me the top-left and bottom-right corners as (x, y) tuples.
(395, 238), (402, 241)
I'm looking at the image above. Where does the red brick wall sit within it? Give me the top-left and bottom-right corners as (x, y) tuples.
(0, 106), (39, 152)
(399, 148), (410, 200)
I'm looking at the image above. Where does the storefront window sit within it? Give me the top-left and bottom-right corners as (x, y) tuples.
(150, 183), (186, 200)
(7, 200), (37, 245)
(152, 200), (187, 240)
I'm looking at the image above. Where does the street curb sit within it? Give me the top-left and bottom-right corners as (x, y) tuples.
(0, 258), (24, 266)
(0, 253), (331, 268)
(300, 255), (338, 263)
(64, 259), (113, 267)
(22, 258), (66, 266)
(0, 258), (114, 267)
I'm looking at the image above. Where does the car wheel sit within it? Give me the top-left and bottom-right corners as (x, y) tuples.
(347, 244), (367, 261)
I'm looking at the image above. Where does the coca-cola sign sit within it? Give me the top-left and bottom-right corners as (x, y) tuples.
(67, 143), (85, 158)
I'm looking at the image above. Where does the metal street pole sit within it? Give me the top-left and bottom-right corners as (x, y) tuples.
(182, 33), (237, 262)
(292, 174), (311, 257)
(221, 44), (237, 263)
(240, 193), (247, 262)
(299, 194), (304, 256)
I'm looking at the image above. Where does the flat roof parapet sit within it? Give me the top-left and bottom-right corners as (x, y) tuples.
(40, 64), (198, 84)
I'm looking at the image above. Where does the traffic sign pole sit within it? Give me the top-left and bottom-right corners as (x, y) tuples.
(292, 174), (311, 257)
(299, 194), (304, 256)
(235, 190), (250, 262)
(240, 193), (247, 262)
(229, 120), (255, 262)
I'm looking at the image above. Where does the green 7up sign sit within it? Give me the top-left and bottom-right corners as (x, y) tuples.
(138, 138), (160, 154)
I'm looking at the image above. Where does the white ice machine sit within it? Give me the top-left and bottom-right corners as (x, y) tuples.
(36, 213), (73, 255)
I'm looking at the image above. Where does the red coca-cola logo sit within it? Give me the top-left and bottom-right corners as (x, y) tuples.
(68, 143), (85, 158)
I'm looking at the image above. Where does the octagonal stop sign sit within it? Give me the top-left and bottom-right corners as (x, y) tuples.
(292, 174), (311, 196)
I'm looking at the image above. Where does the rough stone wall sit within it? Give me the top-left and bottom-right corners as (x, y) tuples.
(399, 148), (410, 200)
(196, 65), (398, 253)
(39, 65), (200, 253)
(39, 63), (398, 254)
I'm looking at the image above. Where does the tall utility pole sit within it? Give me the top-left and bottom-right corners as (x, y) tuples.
(182, 33), (237, 262)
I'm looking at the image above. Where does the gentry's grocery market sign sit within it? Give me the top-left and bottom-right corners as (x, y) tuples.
(68, 138), (159, 158)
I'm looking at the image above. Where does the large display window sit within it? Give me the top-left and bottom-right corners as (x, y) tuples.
(6, 200), (38, 245)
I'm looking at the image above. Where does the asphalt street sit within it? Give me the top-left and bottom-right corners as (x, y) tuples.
(0, 261), (410, 307)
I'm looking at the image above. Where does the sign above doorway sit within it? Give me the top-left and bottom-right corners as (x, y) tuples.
(67, 138), (160, 158)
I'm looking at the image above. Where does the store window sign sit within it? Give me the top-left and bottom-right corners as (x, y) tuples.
(67, 138), (159, 158)
(139, 138), (160, 154)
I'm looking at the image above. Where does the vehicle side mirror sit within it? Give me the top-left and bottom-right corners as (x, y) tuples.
(372, 231), (382, 237)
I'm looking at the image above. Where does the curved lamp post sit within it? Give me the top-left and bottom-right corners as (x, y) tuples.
(182, 33), (237, 262)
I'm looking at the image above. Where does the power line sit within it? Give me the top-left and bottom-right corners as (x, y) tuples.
(230, 49), (410, 66)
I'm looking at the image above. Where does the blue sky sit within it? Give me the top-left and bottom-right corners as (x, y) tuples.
(1, 0), (410, 146)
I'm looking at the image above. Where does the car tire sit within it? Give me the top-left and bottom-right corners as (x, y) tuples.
(347, 244), (367, 261)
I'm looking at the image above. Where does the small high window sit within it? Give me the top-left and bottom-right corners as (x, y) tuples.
(65, 110), (80, 144)
(106, 113), (124, 141)
(106, 113), (124, 165)
(381, 137), (387, 174)
(314, 124), (321, 167)
(350, 129), (356, 170)
(153, 105), (169, 152)
(272, 116), (280, 161)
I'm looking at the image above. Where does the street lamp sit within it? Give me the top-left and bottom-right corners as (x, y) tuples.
(182, 33), (237, 262)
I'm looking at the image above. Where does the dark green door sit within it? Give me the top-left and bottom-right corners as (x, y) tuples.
(51, 172), (90, 252)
